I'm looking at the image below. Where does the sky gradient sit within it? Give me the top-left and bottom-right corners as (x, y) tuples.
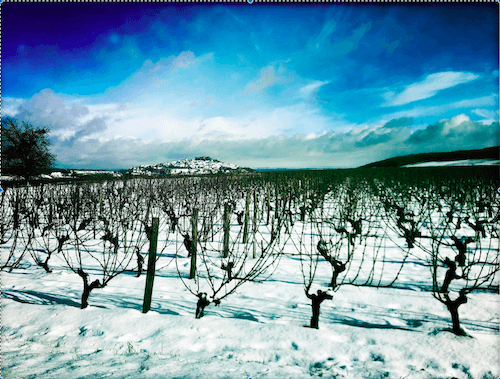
(2, 2), (498, 169)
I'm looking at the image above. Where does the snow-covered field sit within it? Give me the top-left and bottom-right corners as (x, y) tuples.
(403, 159), (500, 168)
(1, 175), (499, 379)
(2, 234), (499, 378)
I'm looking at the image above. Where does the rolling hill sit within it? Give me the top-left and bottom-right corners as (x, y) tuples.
(360, 146), (499, 168)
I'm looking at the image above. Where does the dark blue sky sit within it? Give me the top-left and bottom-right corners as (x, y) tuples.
(2, 2), (498, 169)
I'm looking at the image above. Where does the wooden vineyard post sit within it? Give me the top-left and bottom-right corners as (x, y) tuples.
(274, 184), (280, 220)
(288, 195), (292, 232)
(98, 187), (103, 215)
(223, 203), (230, 258)
(48, 191), (53, 224)
(13, 192), (19, 230)
(189, 209), (198, 279)
(253, 191), (258, 259)
(346, 231), (350, 262)
(266, 190), (271, 226)
(300, 192), (306, 222)
(210, 213), (214, 241)
(243, 191), (250, 244)
(271, 186), (279, 238)
(142, 217), (159, 314)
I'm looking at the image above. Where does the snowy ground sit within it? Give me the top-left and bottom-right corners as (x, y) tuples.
(403, 159), (499, 168)
(2, 237), (499, 379)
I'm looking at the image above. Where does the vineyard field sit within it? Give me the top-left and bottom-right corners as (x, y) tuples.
(1, 168), (499, 378)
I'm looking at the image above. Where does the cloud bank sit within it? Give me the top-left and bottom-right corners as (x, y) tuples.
(4, 87), (497, 170)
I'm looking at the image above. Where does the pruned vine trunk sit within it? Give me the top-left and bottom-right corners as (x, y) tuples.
(444, 290), (468, 336)
(78, 268), (102, 309)
(448, 304), (465, 336)
(37, 254), (53, 273)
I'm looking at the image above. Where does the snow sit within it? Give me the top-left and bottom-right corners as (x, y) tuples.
(129, 157), (248, 176)
(170, 168), (190, 175)
(1, 179), (499, 379)
(0, 176), (20, 181)
(2, 239), (499, 378)
(403, 159), (500, 168)
(72, 170), (115, 176)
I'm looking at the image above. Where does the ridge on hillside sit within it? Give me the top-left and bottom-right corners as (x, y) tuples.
(359, 146), (500, 168)
(128, 156), (254, 176)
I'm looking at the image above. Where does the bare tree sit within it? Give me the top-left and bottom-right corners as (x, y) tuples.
(59, 181), (154, 308)
(0, 186), (31, 270)
(294, 175), (410, 329)
(426, 184), (499, 336)
(373, 170), (499, 336)
(174, 179), (286, 318)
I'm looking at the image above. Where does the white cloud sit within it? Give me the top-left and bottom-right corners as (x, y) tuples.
(5, 89), (93, 133)
(441, 114), (470, 135)
(243, 66), (279, 94)
(2, 89), (139, 144)
(471, 108), (498, 121)
(299, 80), (330, 98)
(382, 94), (497, 120)
(48, 112), (498, 170)
(2, 97), (25, 116)
(106, 51), (214, 102)
(171, 51), (196, 69)
(407, 114), (498, 150)
(383, 71), (480, 107)
(195, 117), (243, 141)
